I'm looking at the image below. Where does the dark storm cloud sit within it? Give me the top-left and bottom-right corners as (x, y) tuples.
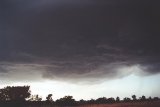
(1, 0), (160, 82)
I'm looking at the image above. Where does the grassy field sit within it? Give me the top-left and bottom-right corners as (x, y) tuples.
(78, 101), (160, 107)
(2, 101), (160, 107)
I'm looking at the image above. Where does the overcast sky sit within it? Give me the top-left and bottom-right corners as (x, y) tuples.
(1, 0), (160, 100)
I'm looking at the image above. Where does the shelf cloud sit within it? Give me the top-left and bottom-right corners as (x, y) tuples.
(1, 0), (160, 83)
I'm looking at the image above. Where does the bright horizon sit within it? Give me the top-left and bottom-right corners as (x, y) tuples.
(1, 72), (160, 101)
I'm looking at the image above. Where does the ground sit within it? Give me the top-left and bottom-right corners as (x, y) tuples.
(79, 101), (160, 107)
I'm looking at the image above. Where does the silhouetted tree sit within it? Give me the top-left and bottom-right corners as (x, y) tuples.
(96, 97), (107, 104)
(0, 86), (30, 101)
(56, 96), (76, 106)
(46, 94), (53, 102)
(88, 99), (95, 104)
(79, 99), (86, 105)
(141, 95), (146, 101)
(0, 88), (7, 101)
(29, 95), (42, 101)
(116, 96), (120, 102)
(132, 95), (137, 101)
(148, 96), (152, 101)
(36, 95), (42, 101)
(107, 97), (115, 103)
(123, 97), (131, 102)
(153, 97), (159, 101)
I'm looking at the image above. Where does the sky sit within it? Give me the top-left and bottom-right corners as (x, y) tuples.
(1, 0), (160, 100)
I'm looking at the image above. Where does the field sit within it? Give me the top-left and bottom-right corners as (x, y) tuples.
(78, 101), (160, 107)
(1, 101), (160, 107)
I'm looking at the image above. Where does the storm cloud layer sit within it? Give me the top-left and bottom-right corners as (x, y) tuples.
(1, 0), (160, 82)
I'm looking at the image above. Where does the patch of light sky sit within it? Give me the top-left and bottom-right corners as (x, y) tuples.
(0, 65), (160, 100)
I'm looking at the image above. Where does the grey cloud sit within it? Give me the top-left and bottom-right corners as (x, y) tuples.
(1, 0), (160, 83)
(0, 63), (46, 83)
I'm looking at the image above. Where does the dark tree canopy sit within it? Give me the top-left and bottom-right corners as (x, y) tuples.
(56, 96), (76, 106)
(116, 96), (120, 102)
(0, 86), (31, 101)
(132, 95), (137, 100)
(46, 94), (53, 102)
(29, 94), (42, 101)
(141, 95), (146, 101)
(96, 97), (107, 104)
(123, 97), (131, 102)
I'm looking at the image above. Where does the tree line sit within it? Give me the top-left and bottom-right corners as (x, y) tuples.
(0, 86), (159, 106)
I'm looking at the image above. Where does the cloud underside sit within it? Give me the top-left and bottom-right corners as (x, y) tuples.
(0, 0), (160, 83)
